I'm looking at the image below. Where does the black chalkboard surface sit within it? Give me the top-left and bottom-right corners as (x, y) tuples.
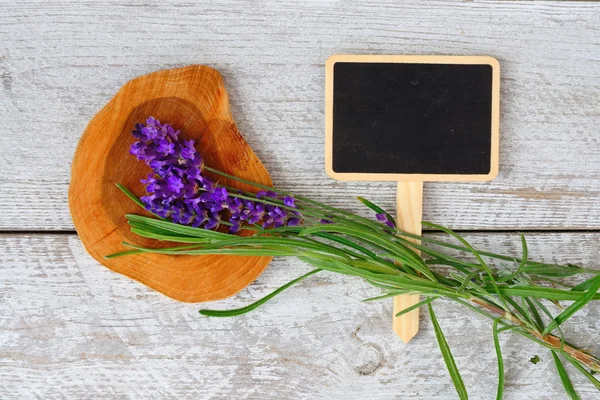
(325, 55), (500, 182)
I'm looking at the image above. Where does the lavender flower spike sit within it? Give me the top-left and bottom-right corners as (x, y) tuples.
(130, 117), (303, 231)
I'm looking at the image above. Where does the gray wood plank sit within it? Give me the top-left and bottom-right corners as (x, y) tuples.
(1, 232), (599, 399)
(0, 0), (599, 230)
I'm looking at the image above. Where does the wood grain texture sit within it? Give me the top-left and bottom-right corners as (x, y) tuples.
(1, 1), (600, 399)
(1, 0), (600, 230)
(1, 232), (599, 399)
(69, 65), (273, 302)
(393, 181), (423, 343)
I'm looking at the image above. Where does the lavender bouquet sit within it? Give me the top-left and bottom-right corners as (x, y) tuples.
(110, 117), (600, 399)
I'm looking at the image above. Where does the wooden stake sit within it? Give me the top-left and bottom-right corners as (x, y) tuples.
(392, 181), (423, 343)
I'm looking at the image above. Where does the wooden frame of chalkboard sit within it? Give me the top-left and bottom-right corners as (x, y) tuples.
(325, 55), (500, 182)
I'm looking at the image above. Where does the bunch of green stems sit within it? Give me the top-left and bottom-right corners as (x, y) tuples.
(111, 166), (600, 400)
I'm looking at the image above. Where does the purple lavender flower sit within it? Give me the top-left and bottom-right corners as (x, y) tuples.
(131, 117), (303, 232)
(257, 190), (278, 199)
(376, 213), (396, 229)
(283, 196), (295, 207)
(205, 214), (220, 230)
(287, 217), (301, 226)
(167, 176), (184, 194)
(375, 213), (387, 222)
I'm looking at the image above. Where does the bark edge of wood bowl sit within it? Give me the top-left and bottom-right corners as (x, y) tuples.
(68, 65), (273, 302)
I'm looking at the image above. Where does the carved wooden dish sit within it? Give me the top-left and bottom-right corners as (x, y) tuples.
(69, 65), (273, 302)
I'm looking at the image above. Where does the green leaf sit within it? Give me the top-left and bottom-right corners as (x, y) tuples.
(117, 183), (169, 221)
(364, 279), (403, 291)
(382, 252), (439, 282)
(122, 242), (297, 257)
(497, 325), (522, 334)
(534, 299), (567, 352)
(106, 243), (204, 259)
(457, 271), (481, 294)
(199, 269), (321, 317)
(530, 355), (540, 364)
(572, 273), (600, 292)
(428, 303), (468, 400)
(126, 214), (231, 239)
(349, 259), (402, 275)
(424, 256), (477, 274)
(116, 183), (146, 210)
(542, 274), (600, 336)
(362, 291), (407, 302)
(394, 296), (437, 317)
(493, 320), (505, 400)
(395, 228), (597, 277)
(356, 196), (386, 214)
(356, 196), (396, 227)
(522, 262), (583, 278)
(497, 234), (529, 284)
(504, 296), (535, 330)
(564, 357), (600, 390)
(423, 221), (510, 312)
(313, 232), (378, 259)
(105, 249), (144, 259)
(551, 351), (581, 400)
(298, 256), (460, 298)
(515, 233), (528, 274)
(300, 224), (424, 270)
(130, 227), (210, 243)
(488, 286), (600, 301)
(127, 219), (197, 238)
(524, 297), (545, 332)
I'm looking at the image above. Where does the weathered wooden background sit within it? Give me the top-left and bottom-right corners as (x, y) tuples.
(1, 0), (599, 399)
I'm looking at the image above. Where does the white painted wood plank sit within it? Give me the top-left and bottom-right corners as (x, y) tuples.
(0, 0), (599, 230)
(1, 232), (599, 399)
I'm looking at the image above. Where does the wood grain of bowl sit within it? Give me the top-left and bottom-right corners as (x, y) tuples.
(69, 65), (273, 302)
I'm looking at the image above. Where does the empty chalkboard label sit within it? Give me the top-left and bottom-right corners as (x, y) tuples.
(326, 55), (499, 182)
(324, 55), (500, 343)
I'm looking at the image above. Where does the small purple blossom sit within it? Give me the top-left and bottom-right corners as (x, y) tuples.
(287, 218), (301, 226)
(213, 187), (228, 201)
(229, 220), (241, 233)
(167, 176), (184, 194)
(283, 196), (295, 207)
(157, 139), (175, 155)
(205, 215), (220, 230)
(375, 213), (387, 222)
(376, 213), (396, 228)
(257, 190), (278, 199)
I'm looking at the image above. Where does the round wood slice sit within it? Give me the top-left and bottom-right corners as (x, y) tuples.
(69, 65), (273, 302)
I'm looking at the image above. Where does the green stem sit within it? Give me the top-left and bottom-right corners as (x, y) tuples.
(117, 169), (600, 388)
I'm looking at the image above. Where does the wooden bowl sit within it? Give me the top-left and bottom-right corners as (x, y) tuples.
(69, 65), (273, 302)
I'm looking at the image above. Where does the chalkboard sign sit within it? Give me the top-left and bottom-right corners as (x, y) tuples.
(324, 55), (500, 342)
(325, 55), (500, 182)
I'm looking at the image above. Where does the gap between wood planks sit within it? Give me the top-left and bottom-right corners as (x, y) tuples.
(2, 228), (600, 235)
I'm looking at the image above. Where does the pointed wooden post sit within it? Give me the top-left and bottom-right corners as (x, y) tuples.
(392, 181), (423, 343)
